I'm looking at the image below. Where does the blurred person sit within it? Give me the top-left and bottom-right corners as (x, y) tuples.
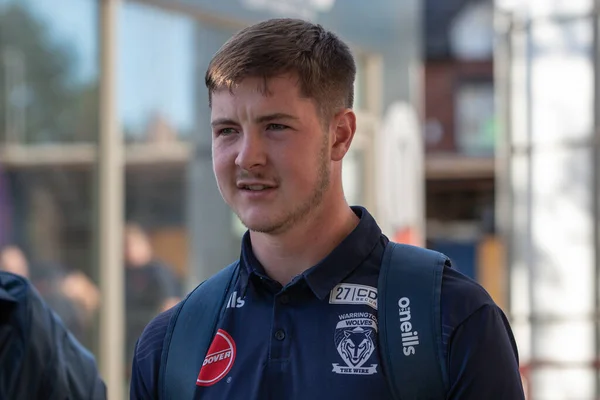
(131, 18), (525, 399)
(124, 223), (181, 368)
(0, 270), (106, 399)
(0, 245), (100, 342)
(60, 268), (102, 317)
(0, 244), (30, 277)
(33, 260), (100, 341)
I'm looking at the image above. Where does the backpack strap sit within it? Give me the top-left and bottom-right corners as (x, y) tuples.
(378, 242), (449, 400)
(159, 262), (239, 400)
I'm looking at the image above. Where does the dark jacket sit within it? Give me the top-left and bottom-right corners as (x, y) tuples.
(0, 271), (106, 399)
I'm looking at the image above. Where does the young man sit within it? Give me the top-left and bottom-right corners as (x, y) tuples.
(131, 18), (525, 399)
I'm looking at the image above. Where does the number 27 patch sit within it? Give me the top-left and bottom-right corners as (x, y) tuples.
(329, 283), (378, 310)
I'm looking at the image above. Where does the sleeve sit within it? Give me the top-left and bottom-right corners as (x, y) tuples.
(26, 282), (107, 399)
(130, 308), (174, 400)
(447, 304), (525, 400)
(130, 340), (154, 400)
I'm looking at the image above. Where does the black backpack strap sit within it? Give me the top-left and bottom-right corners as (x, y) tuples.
(378, 242), (449, 399)
(159, 262), (239, 399)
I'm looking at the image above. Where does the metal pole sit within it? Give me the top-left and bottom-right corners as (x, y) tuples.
(98, 0), (124, 399)
(593, 1), (600, 397)
(493, 9), (513, 315)
(524, 19), (535, 399)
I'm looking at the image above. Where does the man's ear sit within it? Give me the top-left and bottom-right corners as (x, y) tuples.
(330, 109), (357, 162)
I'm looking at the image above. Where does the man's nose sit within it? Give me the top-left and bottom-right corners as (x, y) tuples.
(235, 131), (267, 170)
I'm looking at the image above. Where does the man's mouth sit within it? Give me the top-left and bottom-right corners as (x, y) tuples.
(241, 185), (270, 191)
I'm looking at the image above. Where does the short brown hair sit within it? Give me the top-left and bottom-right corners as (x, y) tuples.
(205, 18), (356, 118)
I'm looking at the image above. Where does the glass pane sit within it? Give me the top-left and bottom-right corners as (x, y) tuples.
(0, 0), (99, 353)
(119, 3), (196, 142)
(455, 81), (495, 156)
(120, 2), (199, 375)
(530, 17), (593, 144)
(531, 368), (594, 400)
(0, 0), (98, 144)
(530, 146), (594, 314)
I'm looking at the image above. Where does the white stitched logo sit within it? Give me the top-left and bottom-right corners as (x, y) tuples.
(332, 313), (378, 375)
(226, 291), (245, 309)
(329, 284), (377, 310)
(398, 297), (419, 356)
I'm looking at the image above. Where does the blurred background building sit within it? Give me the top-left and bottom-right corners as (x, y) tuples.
(423, 0), (500, 297)
(2, 0), (598, 399)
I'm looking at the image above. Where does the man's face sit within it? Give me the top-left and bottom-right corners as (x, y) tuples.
(124, 233), (152, 267)
(211, 75), (331, 234)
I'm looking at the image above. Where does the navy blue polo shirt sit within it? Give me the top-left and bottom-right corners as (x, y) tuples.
(131, 207), (525, 399)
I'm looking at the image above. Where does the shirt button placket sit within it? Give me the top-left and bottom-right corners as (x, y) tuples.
(279, 294), (290, 305)
(274, 329), (286, 341)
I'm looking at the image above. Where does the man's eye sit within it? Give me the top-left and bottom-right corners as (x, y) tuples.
(266, 123), (288, 131)
(217, 128), (237, 136)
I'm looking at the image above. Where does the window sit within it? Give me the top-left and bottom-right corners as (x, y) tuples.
(455, 81), (495, 156)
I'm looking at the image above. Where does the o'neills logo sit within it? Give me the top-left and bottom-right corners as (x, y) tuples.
(196, 329), (236, 387)
(398, 297), (419, 356)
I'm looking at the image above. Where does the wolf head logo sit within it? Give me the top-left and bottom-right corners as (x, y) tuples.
(336, 327), (375, 368)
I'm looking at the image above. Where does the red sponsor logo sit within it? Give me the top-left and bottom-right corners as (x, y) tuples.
(196, 329), (236, 386)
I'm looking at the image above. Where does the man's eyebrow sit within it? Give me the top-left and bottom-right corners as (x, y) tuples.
(211, 113), (299, 127)
(254, 113), (299, 124)
(211, 118), (237, 127)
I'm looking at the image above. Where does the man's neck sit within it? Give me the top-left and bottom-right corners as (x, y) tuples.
(249, 201), (359, 286)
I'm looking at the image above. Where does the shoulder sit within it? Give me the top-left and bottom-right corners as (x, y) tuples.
(439, 264), (502, 358)
(134, 306), (176, 363)
(131, 263), (240, 396)
(441, 265), (496, 327)
(0, 272), (47, 337)
(131, 306), (177, 397)
(136, 261), (241, 353)
(439, 267), (524, 398)
(0, 271), (31, 306)
(0, 272), (106, 398)
(0, 272), (33, 353)
(0, 271), (82, 339)
(385, 244), (496, 323)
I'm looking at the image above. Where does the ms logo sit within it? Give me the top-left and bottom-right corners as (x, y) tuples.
(332, 313), (378, 375)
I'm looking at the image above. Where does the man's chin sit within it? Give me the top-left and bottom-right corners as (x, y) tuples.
(241, 214), (286, 235)
(245, 221), (281, 234)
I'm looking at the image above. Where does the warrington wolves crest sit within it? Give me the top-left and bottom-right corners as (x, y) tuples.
(332, 313), (378, 375)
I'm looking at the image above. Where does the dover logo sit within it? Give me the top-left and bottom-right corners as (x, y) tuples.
(196, 329), (236, 387)
(332, 313), (378, 375)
